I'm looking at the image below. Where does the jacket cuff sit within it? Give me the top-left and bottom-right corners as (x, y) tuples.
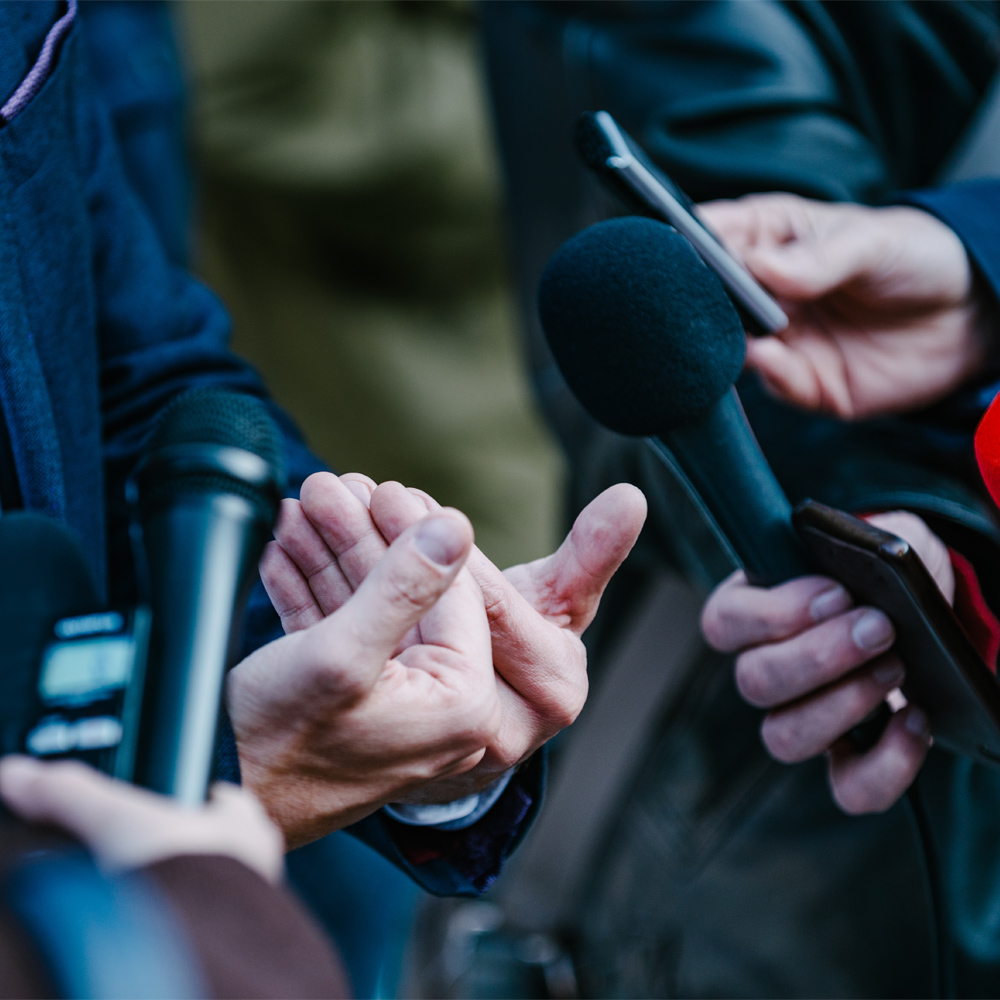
(900, 184), (1000, 419)
(346, 749), (546, 897)
(903, 183), (1000, 310)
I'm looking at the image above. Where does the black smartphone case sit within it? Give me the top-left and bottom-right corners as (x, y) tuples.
(794, 499), (1000, 766)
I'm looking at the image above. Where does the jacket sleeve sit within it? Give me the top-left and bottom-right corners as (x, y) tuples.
(904, 179), (1000, 418)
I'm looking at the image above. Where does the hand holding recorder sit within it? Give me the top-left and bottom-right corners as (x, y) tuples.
(0, 755), (284, 882)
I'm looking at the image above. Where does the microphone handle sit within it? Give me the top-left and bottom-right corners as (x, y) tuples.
(135, 494), (267, 804)
(661, 387), (810, 586)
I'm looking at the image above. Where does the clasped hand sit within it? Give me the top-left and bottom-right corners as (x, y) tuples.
(227, 474), (646, 848)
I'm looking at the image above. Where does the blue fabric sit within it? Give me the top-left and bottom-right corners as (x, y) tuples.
(907, 182), (1000, 300)
(0, 1), (537, 898)
(349, 750), (545, 898)
(78, 0), (191, 266)
(904, 182), (1000, 424)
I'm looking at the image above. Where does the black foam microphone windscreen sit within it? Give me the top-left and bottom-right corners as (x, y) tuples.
(133, 388), (285, 802)
(0, 514), (98, 754)
(538, 217), (807, 585)
(539, 217), (746, 433)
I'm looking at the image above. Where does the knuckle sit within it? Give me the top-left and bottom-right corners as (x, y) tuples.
(546, 682), (588, 732)
(845, 679), (882, 721)
(532, 662), (590, 734)
(734, 651), (775, 708)
(381, 560), (442, 614)
(760, 714), (806, 764)
(713, 602), (763, 652)
(756, 601), (791, 634)
(561, 678), (589, 728)
(699, 599), (731, 650)
(805, 636), (841, 677)
(442, 678), (500, 749)
(830, 775), (885, 816)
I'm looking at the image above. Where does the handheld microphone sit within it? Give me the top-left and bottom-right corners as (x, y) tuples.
(538, 216), (809, 586)
(0, 514), (99, 756)
(130, 389), (285, 804)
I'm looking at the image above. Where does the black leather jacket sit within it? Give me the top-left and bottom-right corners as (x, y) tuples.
(484, 2), (1000, 995)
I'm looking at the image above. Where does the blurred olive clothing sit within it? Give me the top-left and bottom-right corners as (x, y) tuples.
(175, 0), (563, 567)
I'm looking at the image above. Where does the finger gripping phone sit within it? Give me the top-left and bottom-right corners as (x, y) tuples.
(793, 499), (1000, 766)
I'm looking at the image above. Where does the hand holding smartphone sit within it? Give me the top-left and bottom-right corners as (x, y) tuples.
(794, 500), (1000, 765)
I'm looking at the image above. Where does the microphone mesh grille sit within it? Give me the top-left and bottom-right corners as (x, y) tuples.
(144, 389), (285, 519)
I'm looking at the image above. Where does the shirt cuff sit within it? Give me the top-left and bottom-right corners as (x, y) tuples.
(383, 770), (515, 831)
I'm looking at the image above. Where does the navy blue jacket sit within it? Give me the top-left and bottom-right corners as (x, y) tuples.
(0, 1), (535, 897)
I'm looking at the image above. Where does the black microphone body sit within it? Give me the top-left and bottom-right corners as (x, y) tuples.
(132, 393), (284, 804)
(657, 389), (808, 585)
(539, 216), (809, 586)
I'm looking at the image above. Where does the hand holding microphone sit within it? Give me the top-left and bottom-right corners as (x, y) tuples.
(701, 513), (942, 815)
(131, 389), (286, 804)
(536, 215), (947, 813)
(0, 756), (284, 883)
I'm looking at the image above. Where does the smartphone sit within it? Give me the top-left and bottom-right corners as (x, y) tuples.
(793, 499), (1000, 765)
(573, 110), (789, 337)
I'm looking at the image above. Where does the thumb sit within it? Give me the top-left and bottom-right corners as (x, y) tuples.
(508, 484), (646, 636)
(745, 220), (881, 301)
(301, 511), (474, 684)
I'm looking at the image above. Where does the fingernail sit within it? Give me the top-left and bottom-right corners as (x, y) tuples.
(872, 660), (905, 687)
(810, 584), (852, 622)
(904, 705), (931, 740)
(342, 480), (373, 508)
(851, 609), (894, 651)
(414, 517), (465, 566)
